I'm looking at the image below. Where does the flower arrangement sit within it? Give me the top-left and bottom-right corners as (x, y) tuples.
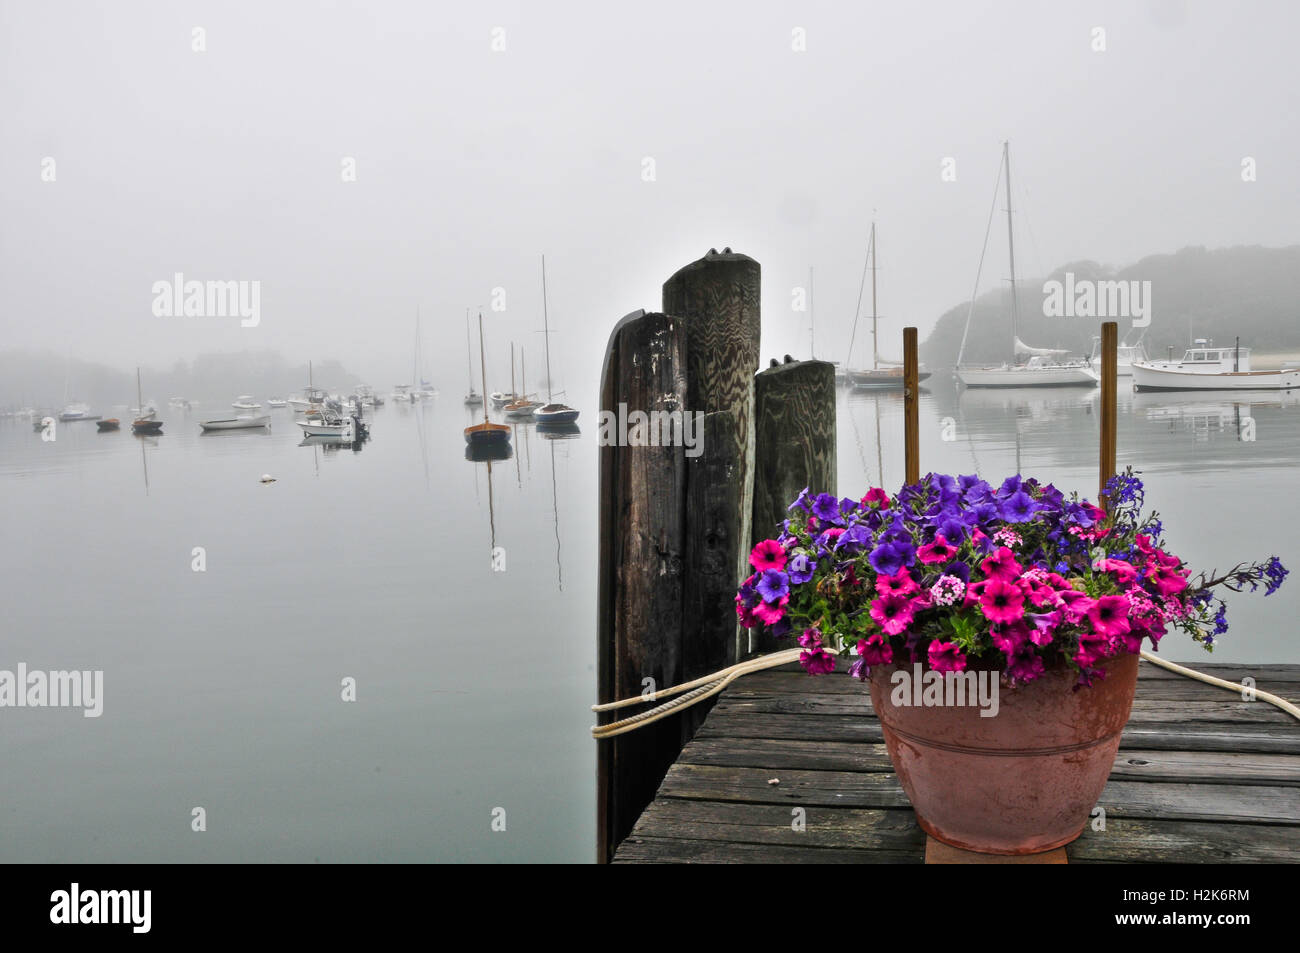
(736, 469), (1288, 688)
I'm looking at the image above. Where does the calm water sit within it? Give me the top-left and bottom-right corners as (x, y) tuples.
(2, 378), (1298, 861)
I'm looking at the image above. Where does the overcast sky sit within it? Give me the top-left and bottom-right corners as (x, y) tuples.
(3, 0), (1297, 392)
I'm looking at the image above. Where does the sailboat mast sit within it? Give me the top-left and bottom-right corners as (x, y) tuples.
(478, 313), (490, 425)
(870, 222), (879, 370)
(1004, 140), (1020, 357)
(809, 266), (815, 359)
(136, 367), (143, 414)
(465, 309), (474, 392)
(541, 255), (553, 403)
(510, 342), (516, 397)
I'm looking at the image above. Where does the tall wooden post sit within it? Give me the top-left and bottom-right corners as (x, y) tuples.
(903, 327), (920, 485)
(1099, 321), (1118, 510)
(663, 249), (761, 658)
(597, 309), (689, 864)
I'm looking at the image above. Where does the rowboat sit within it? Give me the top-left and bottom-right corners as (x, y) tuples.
(199, 414), (271, 431)
(97, 418), (120, 432)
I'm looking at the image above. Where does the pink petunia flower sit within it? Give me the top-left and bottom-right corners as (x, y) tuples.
(857, 634), (894, 666)
(927, 640), (967, 674)
(875, 570), (919, 596)
(979, 547), (1023, 583)
(980, 577), (1026, 623)
(861, 487), (891, 508)
(1088, 594), (1132, 640)
(870, 592), (916, 636)
(917, 534), (958, 565)
(749, 538), (787, 572)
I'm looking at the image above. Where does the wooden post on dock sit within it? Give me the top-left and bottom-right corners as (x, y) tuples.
(596, 308), (689, 865)
(664, 249), (761, 661)
(752, 357), (836, 652)
(1099, 321), (1118, 510)
(903, 327), (920, 485)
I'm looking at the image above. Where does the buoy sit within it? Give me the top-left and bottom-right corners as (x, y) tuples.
(260, 474), (276, 483)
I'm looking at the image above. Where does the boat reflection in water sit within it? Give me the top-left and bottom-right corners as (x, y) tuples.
(299, 434), (367, 454)
(536, 421), (581, 440)
(1133, 389), (1298, 444)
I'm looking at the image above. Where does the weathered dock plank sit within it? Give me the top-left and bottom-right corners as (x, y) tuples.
(614, 662), (1300, 863)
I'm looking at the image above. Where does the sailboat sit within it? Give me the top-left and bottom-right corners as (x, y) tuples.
(464, 309), (484, 406)
(955, 142), (1095, 388)
(533, 255), (580, 425)
(465, 313), (512, 447)
(131, 368), (164, 434)
(288, 362), (327, 413)
(849, 221), (933, 390)
(490, 343), (518, 408)
(415, 308), (437, 399)
(503, 348), (541, 420)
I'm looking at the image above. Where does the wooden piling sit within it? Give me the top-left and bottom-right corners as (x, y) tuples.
(903, 327), (920, 485)
(1099, 321), (1118, 510)
(752, 358), (837, 652)
(597, 309), (689, 864)
(663, 249), (761, 659)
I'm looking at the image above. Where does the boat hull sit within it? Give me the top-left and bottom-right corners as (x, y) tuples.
(956, 364), (1096, 388)
(1132, 363), (1300, 392)
(200, 415), (271, 431)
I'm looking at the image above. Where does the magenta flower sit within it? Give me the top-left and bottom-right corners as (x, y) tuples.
(927, 640), (967, 673)
(1088, 594), (1132, 640)
(752, 594), (788, 625)
(857, 634), (894, 665)
(861, 487), (891, 508)
(875, 570), (919, 596)
(979, 546), (1023, 583)
(870, 592), (916, 636)
(749, 539), (787, 572)
(917, 534), (957, 565)
(801, 647), (837, 675)
(979, 577), (1025, 623)
(1056, 587), (1094, 624)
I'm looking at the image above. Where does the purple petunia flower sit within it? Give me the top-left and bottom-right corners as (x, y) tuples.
(786, 551), (817, 585)
(756, 569), (789, 604)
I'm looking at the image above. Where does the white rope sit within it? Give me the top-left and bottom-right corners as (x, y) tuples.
(1140, 650), (1300, 719)
(590, 647), (1299, 738)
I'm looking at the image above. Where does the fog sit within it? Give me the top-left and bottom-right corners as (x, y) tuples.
(3, 0), (1297, 393)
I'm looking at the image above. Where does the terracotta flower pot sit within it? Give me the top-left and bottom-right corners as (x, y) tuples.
(868, 652), (1139, 855)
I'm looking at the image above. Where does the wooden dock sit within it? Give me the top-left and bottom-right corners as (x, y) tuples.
(613, 660), (1300, 863)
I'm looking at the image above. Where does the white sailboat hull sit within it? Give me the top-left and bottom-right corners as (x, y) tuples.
(956, 364), (1096, 388)
(1132, 363), (1300, 392)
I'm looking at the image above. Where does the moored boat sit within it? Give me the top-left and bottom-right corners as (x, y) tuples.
(1132, 341), (1300, 391)
(232, 395), (262, 410)
(97, 418), (120, 432)
(199, 414), (271, 431)
(466, 314), (513, 449)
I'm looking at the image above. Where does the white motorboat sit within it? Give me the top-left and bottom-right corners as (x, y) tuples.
(954, 142), (1095, 389)
(489, 391), (515, 408)
(232, 395), (262, 410)
(1133, 341), (1300, 391)
(59, 402), (91, 421)
(267, 397), (288, 408)
(199, 414), (271, 431)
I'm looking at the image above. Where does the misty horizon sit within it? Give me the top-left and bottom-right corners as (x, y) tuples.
(5, 2), (1300, 395)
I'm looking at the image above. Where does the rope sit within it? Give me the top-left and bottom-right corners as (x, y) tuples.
(1139, 650), (1300, 719)
(591, 647), (1299, 738)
